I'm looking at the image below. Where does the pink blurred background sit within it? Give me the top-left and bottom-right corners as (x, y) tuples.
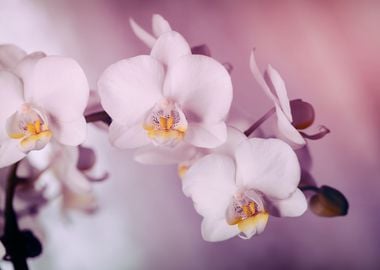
(1, 0), (380, 269)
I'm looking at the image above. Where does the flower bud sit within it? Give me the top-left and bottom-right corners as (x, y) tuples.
(309, 185), (349, 217)
(290, 99), (315, 130)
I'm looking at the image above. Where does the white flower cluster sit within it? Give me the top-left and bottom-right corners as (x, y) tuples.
(0, 14), (327, 242)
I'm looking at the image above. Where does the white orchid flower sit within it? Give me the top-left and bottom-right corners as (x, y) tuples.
(28, 143), (97, 213)
(129, 14), (172, 48)
(249, 50), (306, 149)
(183, 138), (307, 242)
(0, 44), (27, 71)
(98, 30), (233, 160)
(0, 52), (89, 168)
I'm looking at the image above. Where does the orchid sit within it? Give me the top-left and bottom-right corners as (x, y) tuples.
(249, 50), (307, 148)
(0, 51), (89, 168)
(98, 30), (233, 161)
(183, 138), (307, 241)
(130, 14), (172, 48)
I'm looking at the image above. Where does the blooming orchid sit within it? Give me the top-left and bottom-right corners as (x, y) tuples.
(130, 14), (172, 48)
(249, 50), (307, 149)
(183, 138), (307, 241)
(98, 30), (233, 161)
(0, 51), (89, 168)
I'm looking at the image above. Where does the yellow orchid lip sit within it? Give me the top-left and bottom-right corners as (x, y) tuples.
(7, 106), (53, 152)
(144, 100), (188, 146)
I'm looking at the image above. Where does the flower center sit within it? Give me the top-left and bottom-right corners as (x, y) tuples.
(143, 99), (188, 147)
(6, 104), (52, 152)
(226, 191), (269, 239)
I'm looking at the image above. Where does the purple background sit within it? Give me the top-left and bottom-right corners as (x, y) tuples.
(1, 1), (379, 269)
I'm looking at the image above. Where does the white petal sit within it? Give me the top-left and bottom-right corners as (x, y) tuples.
(249, 50), (277, 104)
(201, 218), (239, 242)
(267, 189), (307, 217)
(266, 65), (292, 121)
(276, 106), (306, 149)
(134, 142), (197, 165)
(184, 122), (227, 148)
(235, 138), (301, 200)
(0, 71), (24, 141)
(152, 14), (172, 36)
(109, 121), (150, 149)
(0, 44), (26, 69)
(182, 154), (237, 218)
(213, 126), (246, 157)
(164, 54), (233, 124)
(98, 55), (164, 125)
(151, 31), (191, 67)
(23, 56), (89, 122)
(129, 18), (156, 48)
(50, 117), (87, 146)
(0, 139), (26, 168)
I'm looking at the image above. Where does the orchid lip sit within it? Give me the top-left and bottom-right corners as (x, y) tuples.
(226, 189), (269, 238)
(6, 103), (52, 152)
(143, 99), (188, 147)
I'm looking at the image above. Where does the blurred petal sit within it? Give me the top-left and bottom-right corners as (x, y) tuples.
(201, 218), (239, 242)
(50, 117), (87, 146)
(266, 189), (307, 217)
(23, 56), (89, 122)
(134, 142), (197, 165)
(151, 31), (191, 67)
(0, 71), (24, 140)
(0, 44), (26, 69)
(184, 122), (227, 148)
(129, 18), (156, 48)
(276, 106), (306, 149)
(77, 145), (96, 171)
(152, 14), (172, 36)
(109, 121), (150, 149)
(98, 55), (164, 124)
(164, 54), (233, 124)
(0, 139), (26, 168)
(290, 99), (315, 130)
(235, 138), (301, 200)
(182, 154), (237, 218)
(266, 65), (292, 121)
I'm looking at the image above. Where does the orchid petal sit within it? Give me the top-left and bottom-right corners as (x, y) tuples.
(98, 55), (164, 125)
(152, 14), (172, 36)
(109, 121), (150, 149)
(235, 138), (301, 200)
(164, 54), (232, 124)
(213, 126), (246, 157)
(182, 154), (237, 218)
(0, 44), (26, 70)
(201, 218), (239, 242)
(184, 122), (227, 148)
(134, 142), (197, 165)
(22, 56), (89, 122)
(266, 65), (292, 121)
(0, 139), (26, 168)
(249, 50), (277, 104)
(275, 106), (306, 149)
(50, 117), (87, 146)
(129, 18), (156, 48)
(151, 31), (191, 67)
(266, 189), (307, 217)
(0, 71), (24, 140)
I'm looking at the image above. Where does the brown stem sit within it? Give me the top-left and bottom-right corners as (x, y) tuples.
(244, 107), (276, 137)
(85, 111), (112, 125)
(2, 162), (29, 270)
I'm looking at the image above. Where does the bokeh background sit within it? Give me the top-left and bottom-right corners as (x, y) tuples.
(1, 0), (380, 269)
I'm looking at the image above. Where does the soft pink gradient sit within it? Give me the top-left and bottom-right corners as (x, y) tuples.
(0, 1), (379, 269)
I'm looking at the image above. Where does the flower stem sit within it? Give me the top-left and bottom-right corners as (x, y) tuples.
(3, 162), (29, 270)
(299, 185), (320, 193)
(244, 107), (276, 137)
(85, 111), (112, 125)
